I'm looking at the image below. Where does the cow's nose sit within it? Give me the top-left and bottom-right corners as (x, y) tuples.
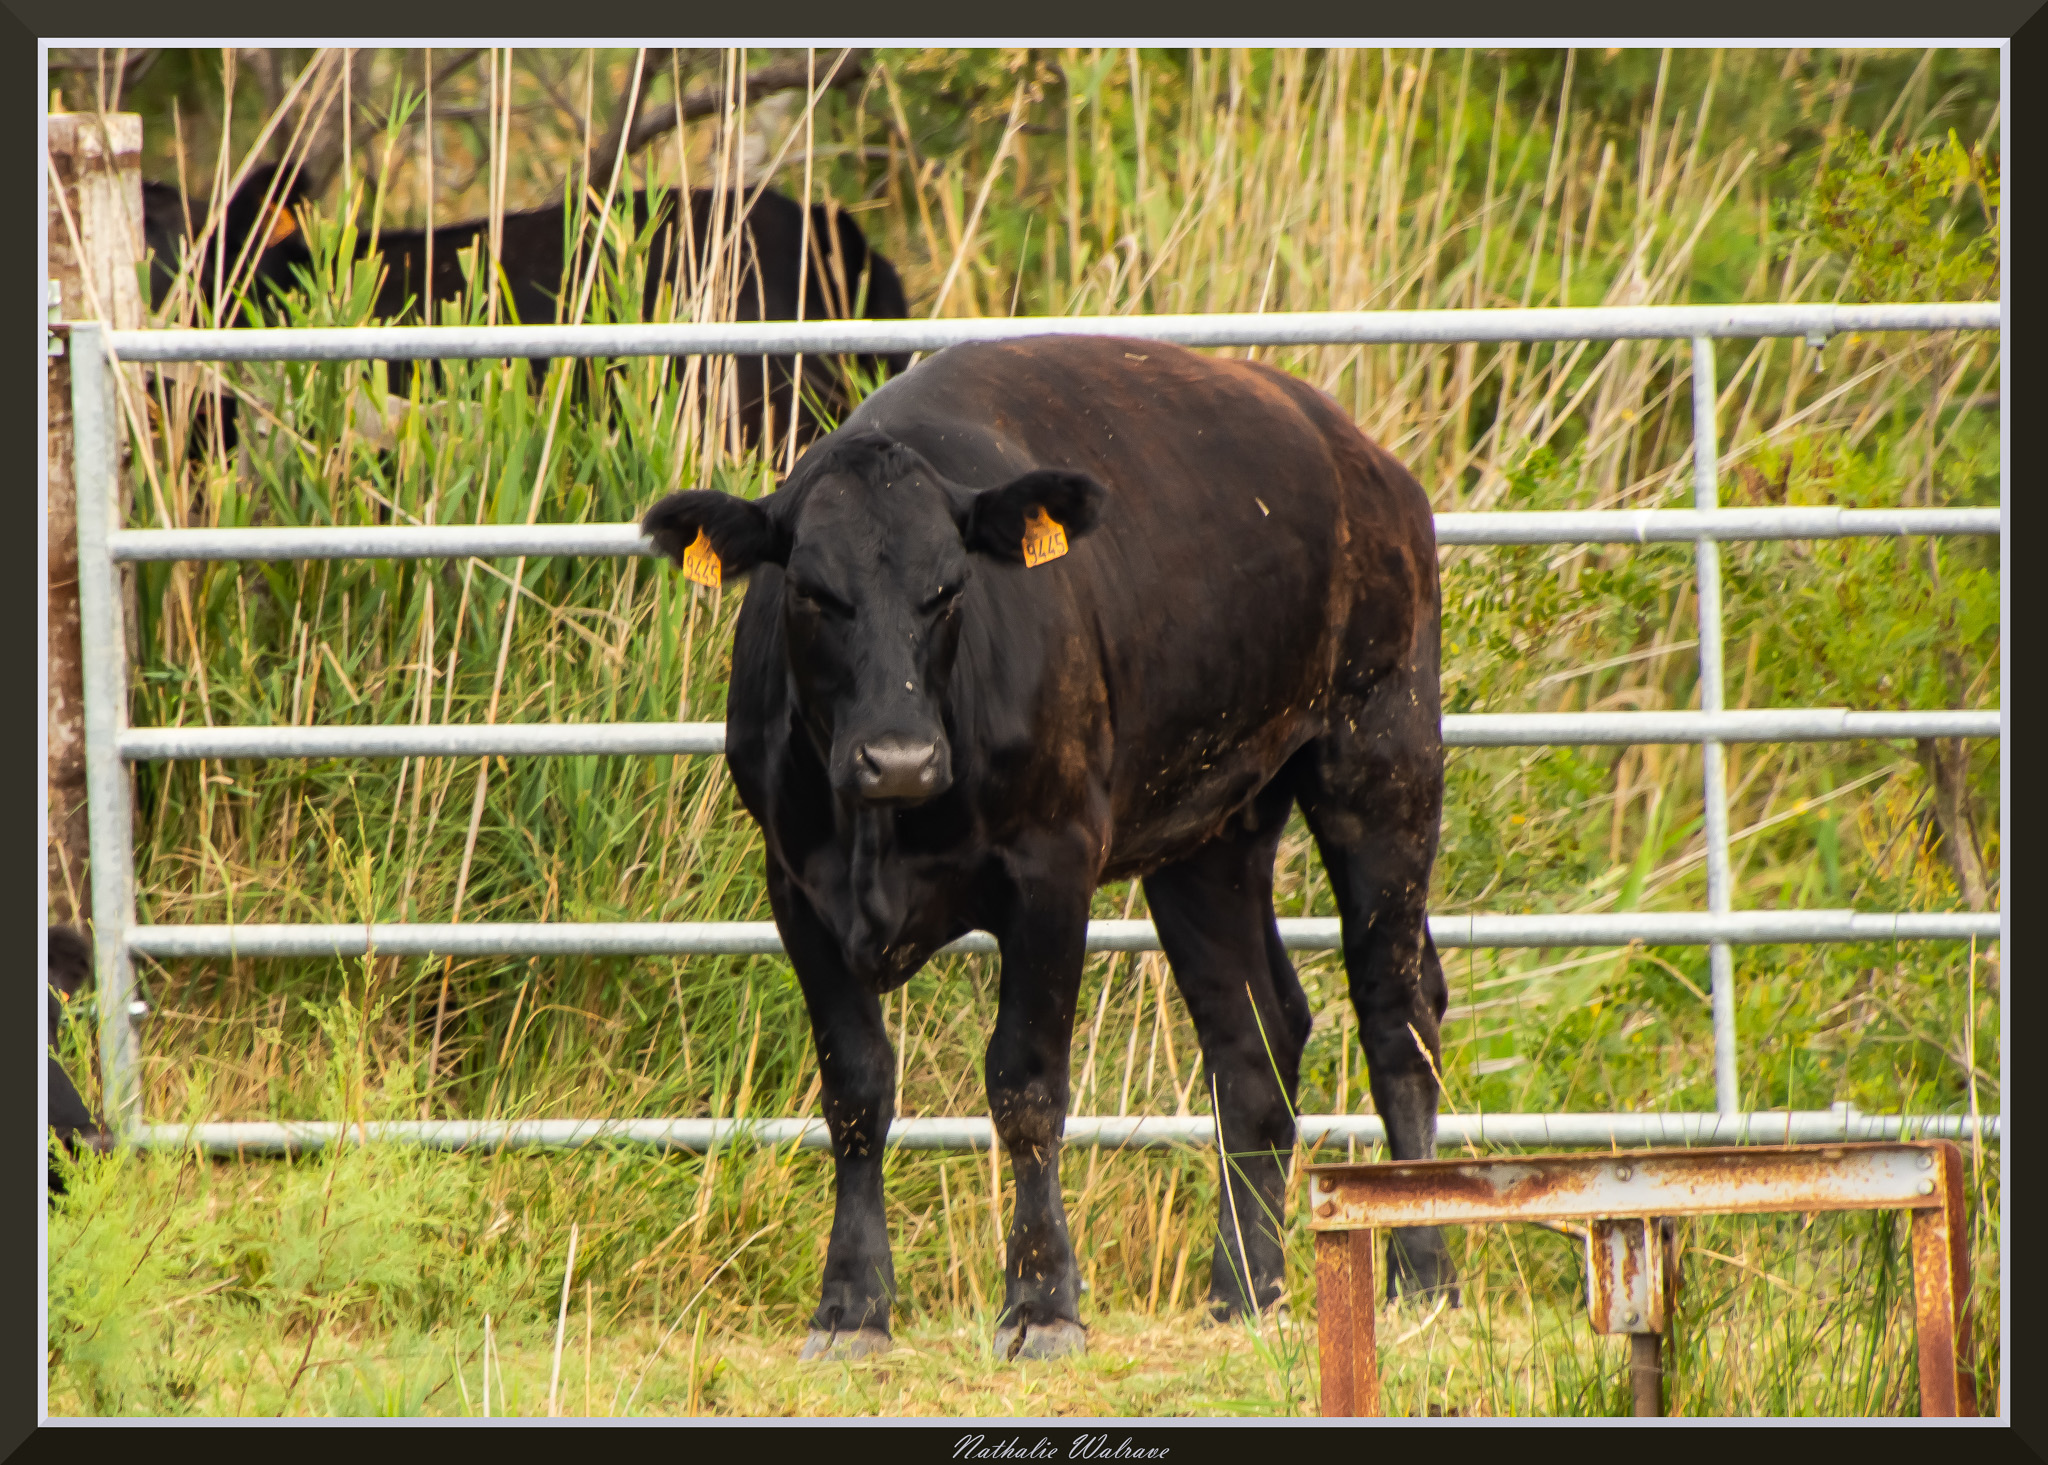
(854, 739), (945, 802)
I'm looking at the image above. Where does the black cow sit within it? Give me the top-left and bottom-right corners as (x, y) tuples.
(142, 174), (908, 455)
(46, 926), (109, 1196)
(641, 335), (1453, 1361)
(142, 164), (314, 318)
(362, 186), (910, 446)
(141, 165), (315, 457)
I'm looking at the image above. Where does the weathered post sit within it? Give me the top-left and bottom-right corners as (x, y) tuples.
(46, 110), (144, 930)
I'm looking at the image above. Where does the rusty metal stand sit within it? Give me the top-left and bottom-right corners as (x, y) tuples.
(1308, 1142), (1977, 1419)
(1588, 1215), (1680, 1415)
(1629, 1334), (1663, 1417)
(1908, 1142), (1979, 1416)
(1314, 1228), (1380, 1417)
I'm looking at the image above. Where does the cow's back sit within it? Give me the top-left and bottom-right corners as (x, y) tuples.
(840, 336), (1436, 870)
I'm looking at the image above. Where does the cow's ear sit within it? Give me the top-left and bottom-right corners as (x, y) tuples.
(642, 490), (789, 587)
(959, 470), (1108, 564)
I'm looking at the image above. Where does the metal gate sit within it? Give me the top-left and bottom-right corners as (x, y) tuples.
(66, 302), (2003, 1154)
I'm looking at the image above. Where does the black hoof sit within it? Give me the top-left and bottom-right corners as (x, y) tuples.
(1387, 1226), (1461, 1307)
(1205, 1298), (1298, 1334)
(799, 1326), (892, 1362)
(994, 1317), (1086, 1361)
(1205, 1285), (1285, 1325)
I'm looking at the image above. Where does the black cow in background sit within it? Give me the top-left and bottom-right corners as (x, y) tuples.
(46, 926), (109, 1197)
(363, 186), (911, 447)
(139, 168), (910, 455)
(141, 165), (315, 457)
(142, 163), (314, 318)
(642, 335), (1453, 1362)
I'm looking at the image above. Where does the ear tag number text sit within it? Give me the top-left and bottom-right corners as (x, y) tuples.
(1021, 506), (1069, 568)
(682, 528), (723, 589)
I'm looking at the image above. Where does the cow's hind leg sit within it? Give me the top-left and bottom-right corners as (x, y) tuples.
(770, 866), (898, 1361)
(1145, 775), (1308, 1320)
(1298, 669), (1459, 1304)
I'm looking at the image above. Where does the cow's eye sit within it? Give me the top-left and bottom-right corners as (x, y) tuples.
(790, 583), (852, 618)
(921, 583), (963, 615)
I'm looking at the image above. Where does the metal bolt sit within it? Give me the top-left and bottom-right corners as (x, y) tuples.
(1317, 1200), (1335, 1218)
(127, 1000), (149, 1019)
(1919, 1179), (1936, 1196)
(1615, 1163), (1633, 1181)
(1920, 1153), (1935, 1169)
(1625, 1310), (1640, 1326)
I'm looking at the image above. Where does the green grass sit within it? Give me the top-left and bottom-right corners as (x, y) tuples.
(47, 1130), (1998, 1416)
(48, 46), (2000, 1417)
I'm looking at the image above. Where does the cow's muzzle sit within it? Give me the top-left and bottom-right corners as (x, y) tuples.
(853, 737), (949, 804)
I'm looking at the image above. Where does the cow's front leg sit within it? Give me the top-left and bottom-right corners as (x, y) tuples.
(987, 871), (1092, 1362)
(770, 866), (898, 1361)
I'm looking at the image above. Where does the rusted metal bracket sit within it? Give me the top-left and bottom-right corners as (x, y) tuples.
(1307, 1141), (1977, 1419)
(1585, 1215), (1683, 1414)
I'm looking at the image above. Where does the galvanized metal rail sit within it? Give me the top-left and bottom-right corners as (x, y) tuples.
(104, 300), (1999, 362)
(134, 1106), (1995, 1158)
(122, 910), (1998, 961)
(117, 709), (2000, 762)
(66, 302), (2004, 1152)
(104, 505), (1999, 563)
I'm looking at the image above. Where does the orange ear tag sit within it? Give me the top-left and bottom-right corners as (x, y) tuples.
(681, 528), (723, 589)
(1021, 506), (1070, 568)
(266, 205), (299, 248)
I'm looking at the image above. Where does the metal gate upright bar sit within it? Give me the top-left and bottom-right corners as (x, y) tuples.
(1691, 337), (1740, 1115)
(65, 306), (2003, 1151)
(69, 323), (140, 1131)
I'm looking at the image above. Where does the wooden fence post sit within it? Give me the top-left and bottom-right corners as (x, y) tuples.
(46, 110), (144, 931)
